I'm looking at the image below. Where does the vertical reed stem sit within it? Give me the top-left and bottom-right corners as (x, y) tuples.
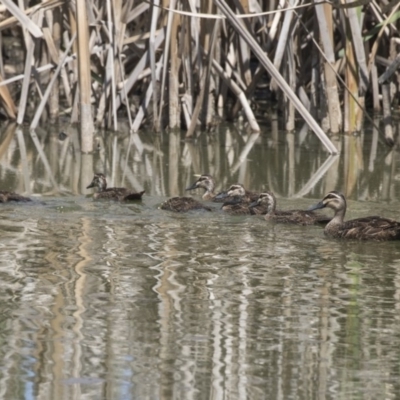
(76, 0), (94, 153)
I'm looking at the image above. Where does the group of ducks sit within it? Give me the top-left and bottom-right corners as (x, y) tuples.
(1, 173), (400, 241)
(157, 174), (400, 241)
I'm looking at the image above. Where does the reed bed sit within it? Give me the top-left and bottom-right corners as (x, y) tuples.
(0, 0), (399, 153)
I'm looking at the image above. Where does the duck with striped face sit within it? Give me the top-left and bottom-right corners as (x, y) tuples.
(185, 174), (217, 201)
(86, 173), (145, 201)
(214, 184), (263, 215)
(308, 191), (400, 240)
(250, 191), (331, 225)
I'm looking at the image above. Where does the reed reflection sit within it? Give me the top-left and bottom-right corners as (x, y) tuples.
(0, 121), (398, 205)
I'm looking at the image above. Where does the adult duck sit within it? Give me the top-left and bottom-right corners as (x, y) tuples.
(86, 173), (145, 201)
(185, 174), (218, 201)
(250, 191), (330, 225)
(215, 184), (266, 215)
(214, 183), (259, 204)
(308, 191), (400, 240)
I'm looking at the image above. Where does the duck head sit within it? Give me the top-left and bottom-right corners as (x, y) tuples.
(87, 173), (107, 192)
(249, 192), (276, 213)
(308, 191), (346, 214)
(186, 174), (215, 192)
(214, 184), (246, 201)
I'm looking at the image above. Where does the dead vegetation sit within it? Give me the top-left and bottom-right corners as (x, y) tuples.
(0, 0), (399, 153)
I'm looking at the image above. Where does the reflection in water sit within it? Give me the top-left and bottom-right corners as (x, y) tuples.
(0, 121), (399, 399)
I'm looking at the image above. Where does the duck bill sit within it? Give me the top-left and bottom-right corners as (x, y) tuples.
(214, 191), (229, 201)
(248, 200), (258, 208)
(185, 181), (198, 191)
(307, 201), (325, 211)
(86, 181), (95, 189)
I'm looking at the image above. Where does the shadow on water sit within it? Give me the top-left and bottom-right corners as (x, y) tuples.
(0, 120), (400, 399)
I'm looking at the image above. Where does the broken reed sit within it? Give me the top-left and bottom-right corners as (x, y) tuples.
(0, 0), (399, 149)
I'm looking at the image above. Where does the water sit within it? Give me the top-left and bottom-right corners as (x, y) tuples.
(0, 122), (400, 399)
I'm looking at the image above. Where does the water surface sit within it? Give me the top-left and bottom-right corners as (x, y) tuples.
(0, 122), (400, 399)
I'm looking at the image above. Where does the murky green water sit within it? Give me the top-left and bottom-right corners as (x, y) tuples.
(1, 121), (400, 399)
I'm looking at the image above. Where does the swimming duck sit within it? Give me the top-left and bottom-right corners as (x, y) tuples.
(308, 191), (400, 240)
(0, 191), (31, 202)
(86, 173), (145, 201)
(160, 196), (213, 212)
(215, 184), (266, 215)
(214, 183), (259, 204)
(250, 191), (330, 225)
(186, 174), (218, 201)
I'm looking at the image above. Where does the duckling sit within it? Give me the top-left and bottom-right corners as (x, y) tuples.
(0, 191), (31, 203)
(215, 184), (266, 215)
(214, 183), (260, 204)
(86, 173), (145, 201)
(160, 197), (212, 212)
(308, 191), (400, 240)
(250, 191), (330, 225)
(186, 174), (217, 201)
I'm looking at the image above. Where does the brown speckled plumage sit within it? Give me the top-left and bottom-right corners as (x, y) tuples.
(86, 173), (145, 201)
(250, 191), (330, 225)
(0, 191), (31, 203)
(160, 197), (212, 212)
(217, 184), (266, 215)
(308, 191), (400, 240)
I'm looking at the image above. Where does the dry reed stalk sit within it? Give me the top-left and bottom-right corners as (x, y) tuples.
(215, 0), (338, 154)
(30, 33), (76, 130)
(211, 57), (259, 131)
(0, 0), (399, 146)
(181, 13), (194, 126)
(132, 55), (164, 132)
(149, 0), (160, 131)
(200, 0), (216, 128)
(315, 0), (341, 133)
(1, 0), (43, 38)
(43, 8), (61, 122)
(284, 38), (295, 131)
(344, 36), (359, 133)
(219, 41), (236, 117)
(237, 25), (251, 88)
(17, 30), (35, 125)
(271, 0), (296, 92)
(370, 64), (380, 112)
(345, 4), (367, 132)
(168, 1), (181, 129)
(382, 84), (394, 144)
(76, 0), (94, 152)
(116, 30), (165, 111)
(346, 5), (369, 95)
(0, 33), (4, 77)
(0, 74), (17, 119)
(158, 0), (176, 130)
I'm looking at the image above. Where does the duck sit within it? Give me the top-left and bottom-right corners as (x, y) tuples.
(0, 191), (31, 203)
(86, 173), (145, 201)
(160, 196), (213, 212)
(308, 191), (400, 240)
(185, 174), (218, 201)
(214, 183), (260, 204)
(250, 191), (330, 225)
(215, 184), (266, 215)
